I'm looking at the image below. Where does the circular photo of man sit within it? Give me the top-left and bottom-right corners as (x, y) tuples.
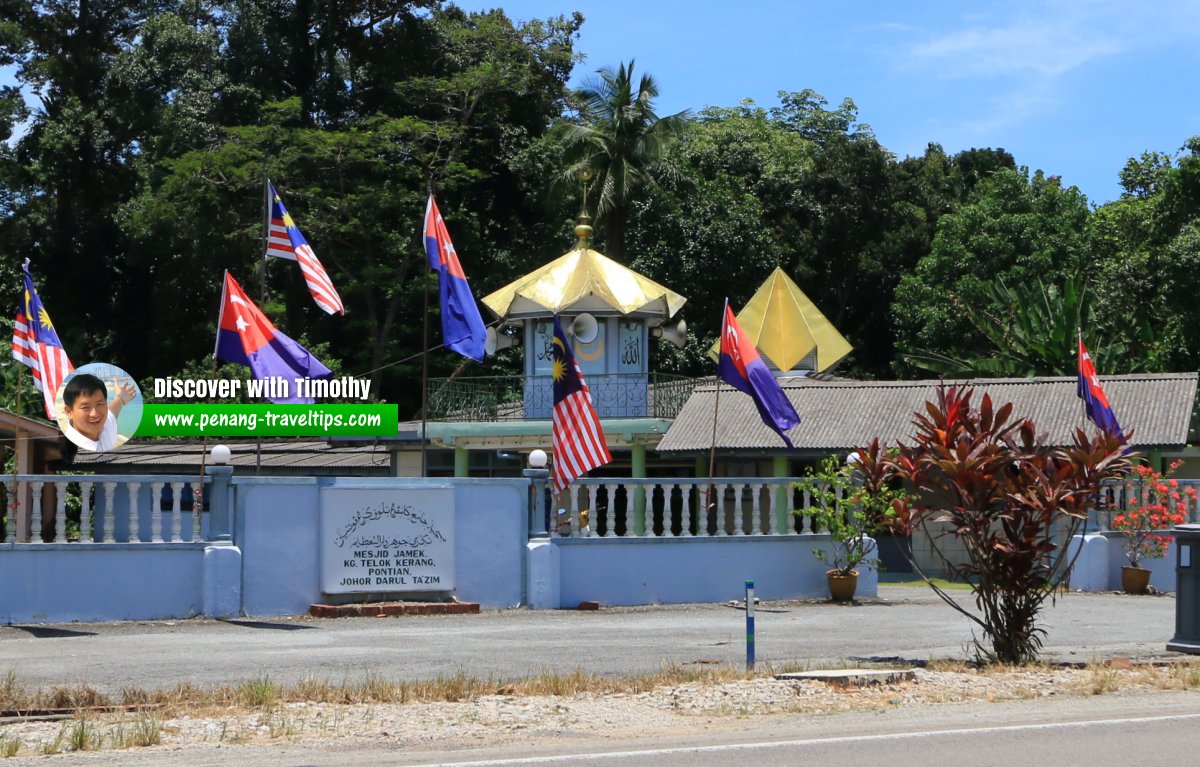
(54, 363), (143, 452)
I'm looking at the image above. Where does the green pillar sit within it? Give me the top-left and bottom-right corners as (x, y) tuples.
(454, 446), (469, 478)
(773, 455), (790, 534)
(1150, 449), (1163, 473)
(632, 443), (647, 535)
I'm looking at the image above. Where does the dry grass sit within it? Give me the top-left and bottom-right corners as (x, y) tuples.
(0, 658), (1196, 758)
(2, 660), (1199, 718)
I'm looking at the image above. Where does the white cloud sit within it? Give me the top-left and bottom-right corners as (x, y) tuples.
(909, 20), (1121, 79)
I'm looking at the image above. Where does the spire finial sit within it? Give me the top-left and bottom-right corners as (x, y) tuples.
(574, 167), (594, 248)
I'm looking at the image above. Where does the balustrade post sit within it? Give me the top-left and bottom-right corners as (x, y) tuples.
(126, 483), (141, 543)
(601, 484), (614, 538)
(799, 486), (811, 534)
(749, 483), (762, 536)
(150, 481), (163, 543)
(192, 482), (204, 541)
(102, 482), (117, 542)
(53, 481), (67, 542)
(717, 483), (730, 536)
(30, 481), (44, 543)
(734, 483), (747, 536)
(622, 482), (635, 538)
(2, 480), (13, 542)
(80, 482), (93, 541)
(169, 482), (184, 542)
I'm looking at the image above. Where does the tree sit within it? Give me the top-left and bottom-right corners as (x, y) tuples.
(893, 168), (1092, 370)
(885, 384), (1130, 664)
(117, 4), (582, 415)
(555, 60), (690, 260)
(904, 275), (1158, 377)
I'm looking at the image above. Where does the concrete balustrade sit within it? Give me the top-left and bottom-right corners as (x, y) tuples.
(554, 478), (817, 538)
(3, 474), (211, 543)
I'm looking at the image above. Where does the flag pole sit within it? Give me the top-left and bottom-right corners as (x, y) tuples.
(261, 170), (271, 303)
(420, 185), (433, 478)
(256, 171), (272, 475)
(705, 299), (729, 536)
(9, 365), (23, 541)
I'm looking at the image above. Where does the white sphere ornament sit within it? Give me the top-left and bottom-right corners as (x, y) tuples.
(210, 444), (232, 465)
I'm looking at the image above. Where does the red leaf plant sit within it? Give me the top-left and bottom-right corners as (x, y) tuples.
(883, 384), (1131, 664)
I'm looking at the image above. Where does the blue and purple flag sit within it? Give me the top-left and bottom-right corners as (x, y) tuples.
(424, 195), (486, 361)
(1077, 335), (1126, 443)
(717, 302), (800, 449)
(214, 271), (332, 404)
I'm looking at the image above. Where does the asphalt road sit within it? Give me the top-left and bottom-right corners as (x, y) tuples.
(0, 586), (1183, 693)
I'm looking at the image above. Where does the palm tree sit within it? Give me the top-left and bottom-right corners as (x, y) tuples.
(556, 60), (690, 259)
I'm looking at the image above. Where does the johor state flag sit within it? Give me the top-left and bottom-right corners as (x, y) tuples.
(424, 195), (486, 361)
(1077, 335), (1126, 442)
(717, 302), (800, 449)
(11, 260), (74, 419)
(214, 271), (332, 404)
(266, 181), (344, 316)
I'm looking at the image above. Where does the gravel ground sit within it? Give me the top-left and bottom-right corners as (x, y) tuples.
(1, 662), (1198, 760)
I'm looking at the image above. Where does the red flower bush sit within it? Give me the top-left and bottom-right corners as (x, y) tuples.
(1112, 461), (1193, 567)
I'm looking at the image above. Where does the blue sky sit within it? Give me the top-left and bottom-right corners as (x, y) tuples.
(458, 0), (1200, 205)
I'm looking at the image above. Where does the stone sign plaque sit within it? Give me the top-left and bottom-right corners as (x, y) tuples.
(320, 486), (455, 594)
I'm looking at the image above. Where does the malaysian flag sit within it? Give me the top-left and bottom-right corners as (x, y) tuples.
(11, 260), (74, 419)
(550, 315), (611, 494)
(266, 180), (344, 315)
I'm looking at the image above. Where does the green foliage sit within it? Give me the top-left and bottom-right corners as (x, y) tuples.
(554, 59), (690, 259)
(905, 275), (1158, 377)
(894, 168), (1093, 370)
(798, 442), (906, 576)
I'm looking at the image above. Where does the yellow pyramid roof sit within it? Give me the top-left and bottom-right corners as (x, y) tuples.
(482, 246), (686, 319)
(707, 267), (852, 372)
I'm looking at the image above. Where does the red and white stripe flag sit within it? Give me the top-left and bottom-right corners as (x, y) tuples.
(266, 181), (344, 315)
(550, 315), (611, 494)
(12, 261), (74, 419)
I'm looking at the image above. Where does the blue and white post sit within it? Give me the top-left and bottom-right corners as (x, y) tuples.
(745, 579), (755, 672)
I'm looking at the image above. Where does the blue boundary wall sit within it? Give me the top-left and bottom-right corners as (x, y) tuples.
(0, 544), (206, 623)
(0, 474), (880, 622)
(237, 477), (528, 614)
(1069, 532), (1180, 592)
(527, 535), (876, 609)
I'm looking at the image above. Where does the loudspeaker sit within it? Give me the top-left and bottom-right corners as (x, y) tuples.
(485, 325), (519, 356)
(571, 312), (599, 344)
(652, 318), (688, 348)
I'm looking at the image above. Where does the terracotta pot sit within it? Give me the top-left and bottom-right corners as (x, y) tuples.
(827, 569), (859, 602)
(1121, 565), (1152, 595)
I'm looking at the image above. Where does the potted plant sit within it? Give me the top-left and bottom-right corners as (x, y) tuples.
(799, 444), (905, 602)
(1111, 461), (1194, 594)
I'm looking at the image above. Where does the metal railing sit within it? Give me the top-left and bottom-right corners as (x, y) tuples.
(426, 373), (699, 422)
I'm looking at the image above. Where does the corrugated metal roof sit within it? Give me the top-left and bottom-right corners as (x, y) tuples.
(72, 439), (391, 474)
(656, 374), (1199, 453)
